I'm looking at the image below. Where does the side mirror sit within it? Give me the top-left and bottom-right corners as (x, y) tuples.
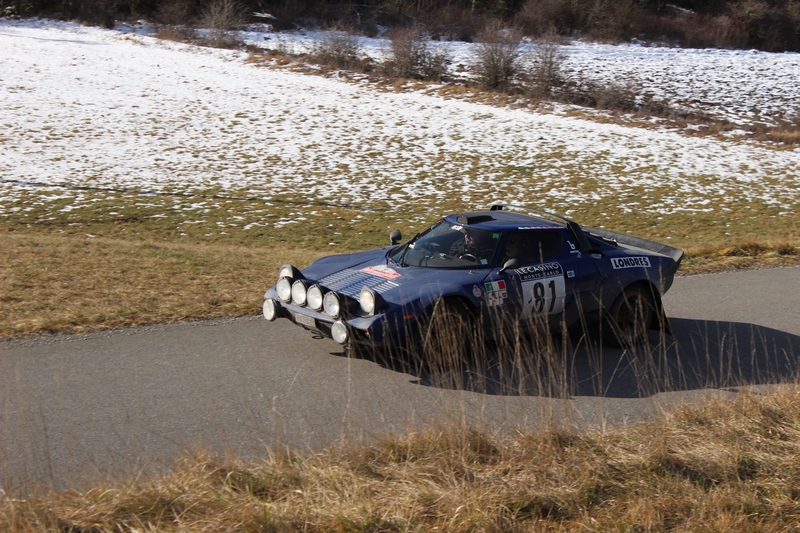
(390, 229), (402, 245)
(498, 258), (520, 275)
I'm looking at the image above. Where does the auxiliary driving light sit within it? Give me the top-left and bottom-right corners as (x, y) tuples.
(291, 280), (309, 306)
(323, 291), (342, 319)
(331, 321), (349, 344)
(278, 264), (302, 280)
(307, 285), (325, 311)
(276, 277), (293, 302)
(262, 298), (279, 321)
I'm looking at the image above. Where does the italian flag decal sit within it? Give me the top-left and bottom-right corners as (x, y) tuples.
(484, 280), (507, 306)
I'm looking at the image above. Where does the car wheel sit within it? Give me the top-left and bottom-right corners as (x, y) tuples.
(422, 299), (473, 380)
(604, 285), (655, 349)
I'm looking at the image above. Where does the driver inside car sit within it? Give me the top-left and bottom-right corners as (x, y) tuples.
(449, 227), (495, 264)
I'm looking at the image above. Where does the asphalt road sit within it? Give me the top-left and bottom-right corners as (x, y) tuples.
(2, 266), (799, 492)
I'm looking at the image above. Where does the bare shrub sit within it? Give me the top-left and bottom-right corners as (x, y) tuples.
(525, 32), (567, 99)
(310, 24), (364, 70)
(388, 25), (451, 81)
(473, 21), (524, 91)
(200, 0), (245, 47)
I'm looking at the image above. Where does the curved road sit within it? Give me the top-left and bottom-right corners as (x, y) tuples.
(2, 267), (799, 492)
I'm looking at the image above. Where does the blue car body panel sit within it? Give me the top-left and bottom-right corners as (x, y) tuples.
(263, 206), (684, 349)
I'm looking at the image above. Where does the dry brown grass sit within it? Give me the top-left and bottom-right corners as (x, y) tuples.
(5, 386), (800, 531)
(681, 241), (799, 274)
(0, 232), (325, 338)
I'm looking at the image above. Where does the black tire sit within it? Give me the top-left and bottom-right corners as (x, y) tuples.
(603, 285), (656, 349)
(422, 299), (473, 379)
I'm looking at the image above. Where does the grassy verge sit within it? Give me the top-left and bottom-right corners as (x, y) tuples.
(5, 386), (800, 531)
(0, 231), (324, 337)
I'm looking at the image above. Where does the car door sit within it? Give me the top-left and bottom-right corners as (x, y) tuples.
(483, 229), (602, 328)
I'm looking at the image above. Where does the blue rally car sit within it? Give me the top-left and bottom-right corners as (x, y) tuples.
(262, 204), (683, 356)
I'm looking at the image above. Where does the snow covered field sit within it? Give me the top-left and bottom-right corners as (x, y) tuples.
(243, 25), (800, 127)
(1, 19), (798, 237)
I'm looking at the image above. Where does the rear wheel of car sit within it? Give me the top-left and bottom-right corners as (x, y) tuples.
(422, 299), (473, 383)
(604, 285), (656, 349)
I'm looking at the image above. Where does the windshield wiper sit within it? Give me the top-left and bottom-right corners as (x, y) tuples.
(397, 233), (420, 267)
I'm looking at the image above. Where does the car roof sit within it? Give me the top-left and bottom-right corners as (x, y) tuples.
(445, 210), (565, 232)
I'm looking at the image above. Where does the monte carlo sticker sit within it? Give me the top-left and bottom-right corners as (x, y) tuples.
(360, 265), (401, 280)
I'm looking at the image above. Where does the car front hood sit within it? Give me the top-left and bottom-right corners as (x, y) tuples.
(304, 251), (489, 303)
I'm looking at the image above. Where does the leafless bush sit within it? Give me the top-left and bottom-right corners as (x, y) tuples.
(388, 25), (451, 82)
(473, 22), (524, 92)
(525, 32), (567, 99)
(310, 24), (364, 70)
(200, 0), (245, 47)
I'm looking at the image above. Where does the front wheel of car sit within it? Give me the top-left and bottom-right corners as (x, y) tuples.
(604, 285), (656, 349)
(422, 299), (474, 384)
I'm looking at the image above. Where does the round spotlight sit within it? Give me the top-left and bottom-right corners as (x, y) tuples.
(331, 321), (349, 344)
(307, 285), (324, 311)
(262, 298), (279, 321)
(278, 264), (296, 279)
(276, 277), (292, 302)
(323, 291), (341, 319)
(291, 280), (308, 306)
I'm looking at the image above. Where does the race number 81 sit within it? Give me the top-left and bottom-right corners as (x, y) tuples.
(522, 276), (566, 316)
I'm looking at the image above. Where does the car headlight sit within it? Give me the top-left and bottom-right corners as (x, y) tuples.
(359, 286), (384, 315)
(276, 277), (293, 302)
(291, 280), (309, 306)
(323, 291), (342, 318)
(307, 284), (325, 311)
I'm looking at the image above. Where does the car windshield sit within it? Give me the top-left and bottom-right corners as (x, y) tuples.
(390, 219), (501, 269)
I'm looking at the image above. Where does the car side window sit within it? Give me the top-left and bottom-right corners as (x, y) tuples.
(502, 231), (563, 264)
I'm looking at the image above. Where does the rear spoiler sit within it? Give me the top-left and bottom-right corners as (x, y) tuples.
(582, 226), (684, 266)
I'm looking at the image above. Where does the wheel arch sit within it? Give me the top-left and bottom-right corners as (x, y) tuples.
(418, 283), (479, 319)
(617, 279), (669, 332)
(423, 294), (477, 321)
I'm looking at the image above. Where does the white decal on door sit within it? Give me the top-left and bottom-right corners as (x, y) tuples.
(521, 273), (566, 316)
